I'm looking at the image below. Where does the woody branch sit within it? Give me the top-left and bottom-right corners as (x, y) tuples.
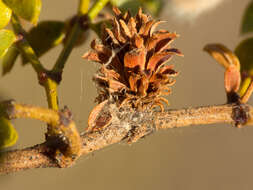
(0, 103), (251, 174)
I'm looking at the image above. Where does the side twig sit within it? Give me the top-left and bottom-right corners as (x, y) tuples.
(0, 100), (82, 169)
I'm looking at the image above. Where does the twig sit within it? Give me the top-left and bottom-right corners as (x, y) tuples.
(11, 14), (46, 75)
(11, 14), (59, 110)
(52, 0), (90, 74)
(1, 103), (251, 174)
(52, 0), (108, 75)
(0, 100), (59, 125)
(0, 100), (82, 169)
(88, 0), (110, 20)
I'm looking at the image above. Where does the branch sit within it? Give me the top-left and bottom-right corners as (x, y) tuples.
(11, 14), (59, 110)
(87, 0), (110, 20)
(52, 0), (109, 75)
(0, 101), (82, 169)
(1, 103), (251, 174)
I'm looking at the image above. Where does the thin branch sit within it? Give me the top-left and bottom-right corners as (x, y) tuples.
(239, 77), (252, 97)
(52, 0), (90, 72)
(0, 100), (82, 169)
(11, 14), (59, 110)
(11, 14), (46, 74)
(0, 103), (251, 174)
(0, 100), (59, 125)
(52, 0), (107, 74)
(78, 0), (90, 15)
(87, 0), (110, 20)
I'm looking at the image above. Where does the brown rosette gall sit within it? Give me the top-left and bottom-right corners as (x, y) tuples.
(83, 7), (182, 132)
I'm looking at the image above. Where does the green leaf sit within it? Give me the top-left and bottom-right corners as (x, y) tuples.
(140, 0), (163, 16)
(3, 0), (41, 24)
(110, 0), (141, 15)
(110, 0), (161, 16)
(241, 1), (253, 34)
(0, 0), (12, 29)
(235, 37), (253, 75)
(22, 21), (65, 64)
(1, 44), (19, 75)
(0, 117), (18, 149)
(0, 29), (16, 58)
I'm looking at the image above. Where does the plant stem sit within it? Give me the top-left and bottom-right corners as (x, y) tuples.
(11, 14), (45, 74)
(239, 76), (251, 97)
(44, 79), (59, 110)
(0, 101), (59, 126)
(52, 0), (109, 74)
(11, 14), (59, 110)
(78, 0), (90, 15)
(0, 100), (82, 167)
(52, 0), (90, 73)
(88, 0), (110, 20)
(52, 22), (81, 73)
(241, 79), (253, 103)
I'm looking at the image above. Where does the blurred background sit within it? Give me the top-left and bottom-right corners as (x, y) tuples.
(1, 0), (253, 189)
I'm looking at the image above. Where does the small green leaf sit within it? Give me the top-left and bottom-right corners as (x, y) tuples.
(235, 37), (253, 75)
(0, 0), (12, 29)
(241, 1), (253, 34)
(3, 0), (41, 24)
(0, 117), (18, 149)
(0, 29), (16, 58)
(1, 44), (19, 75)
(22, 21), (65, 64)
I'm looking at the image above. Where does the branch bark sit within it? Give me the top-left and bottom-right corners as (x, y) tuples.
(0, 103), (252, 174)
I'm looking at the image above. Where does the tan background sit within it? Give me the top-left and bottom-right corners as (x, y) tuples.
(1, 0), (253, 189)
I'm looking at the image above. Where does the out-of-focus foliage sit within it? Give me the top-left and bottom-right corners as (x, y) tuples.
(3, 0), (41, 24)
(110, 0), (141, 15)
(2, 21), (65, 71)
(235, 38), (253, 76)
(0, 0), (12, 29)
(1, 45), (19, 75)
(109, 0), (163, 16)
(241, 0), (253, 35)
(22, 21), (65, 65)
(139, 0), (163, 16)
(0, 29), (16, 58)
(0, 117), (18, 149)
(234, 0), (253, 96)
